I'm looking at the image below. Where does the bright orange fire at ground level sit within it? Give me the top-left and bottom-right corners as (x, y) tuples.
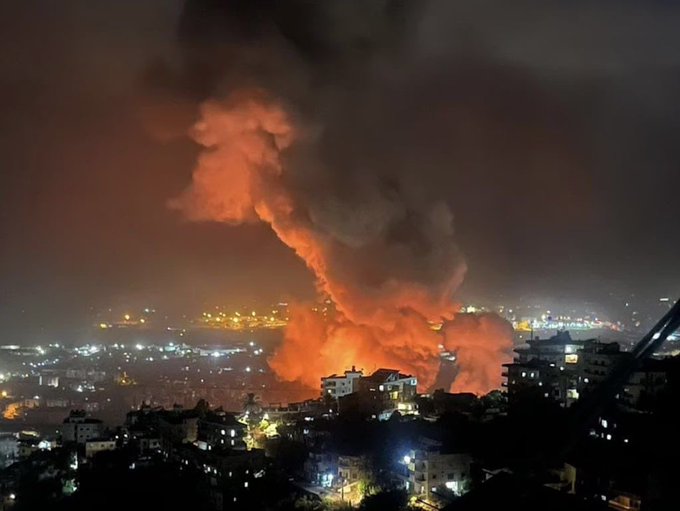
(269, 305), (514, 396)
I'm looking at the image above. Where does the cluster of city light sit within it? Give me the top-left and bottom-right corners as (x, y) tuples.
(513, 316), (622, 332)
(425, 304), (623, 334)
(198, 308), (288, 330)
(98, 308), (155, 329)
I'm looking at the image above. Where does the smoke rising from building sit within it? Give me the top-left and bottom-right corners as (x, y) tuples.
(166, 1), (516, 394)
(169, 90), (511, 395)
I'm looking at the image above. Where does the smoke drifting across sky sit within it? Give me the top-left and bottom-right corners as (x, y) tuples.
(166, 3), (515, 393)
(160, 1), (518, 392)
(1, 1), (680, 343)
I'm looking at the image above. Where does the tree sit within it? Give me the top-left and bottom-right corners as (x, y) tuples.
(193, 398), (210, 417)
(359, 489), (410, 511)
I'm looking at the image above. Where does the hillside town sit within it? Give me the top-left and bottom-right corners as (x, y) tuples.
(2, 330), (679, 510)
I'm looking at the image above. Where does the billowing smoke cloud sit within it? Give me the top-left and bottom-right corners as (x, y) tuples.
(169, 90), (472, 391)
(165, 0), (516, 394)
(442, 313), (515, 394)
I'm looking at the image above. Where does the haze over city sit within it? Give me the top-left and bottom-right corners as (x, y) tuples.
(1, 3), (679, 510)
(2, 1), (679, 344)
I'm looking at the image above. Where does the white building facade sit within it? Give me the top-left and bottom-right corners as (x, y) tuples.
(321, 367), (363, 399)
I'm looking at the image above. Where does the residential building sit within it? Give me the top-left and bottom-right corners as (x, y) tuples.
(360, 368), (418, 403)
(337, 455), (368, 505)
(85, 438), (117, 458)
(337, 454), (368, 486)
(321, 367), (363, 399)
(304, 450), (337, 486)
(504, 332), (673, 409)
(198, 409), (247, 450)
(403, 439), (472, 502)
(622, 359), (668, 407)
(515, 331), (594, 367)
(0, 433), (18, 468)
(502, 359), (575, 403)
(578, 341), (626, 388)
(61, 410), (104, 444)
(505, 333), (614, 406)
(38, 372), (59, 387)
(333, 368), (418, 418)
(173, 444), (267, 508)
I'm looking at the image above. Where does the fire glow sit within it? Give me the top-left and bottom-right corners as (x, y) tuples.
(171, 90), (513, 396)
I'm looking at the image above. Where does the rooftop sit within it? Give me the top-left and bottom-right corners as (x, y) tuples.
(365, 368), (413, 383)
(503, 359), (556, 369)
(526, 331), (596, 347)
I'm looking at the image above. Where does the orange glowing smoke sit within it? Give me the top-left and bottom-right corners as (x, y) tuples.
(442, 313), (515, 395)
(172, 90), (513, 395)
(269, 304), (445, 391)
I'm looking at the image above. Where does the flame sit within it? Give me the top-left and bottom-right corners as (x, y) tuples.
(172, 90), (513, 396)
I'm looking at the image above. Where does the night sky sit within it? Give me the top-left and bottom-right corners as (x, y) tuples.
(1, 0), (679, 342)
